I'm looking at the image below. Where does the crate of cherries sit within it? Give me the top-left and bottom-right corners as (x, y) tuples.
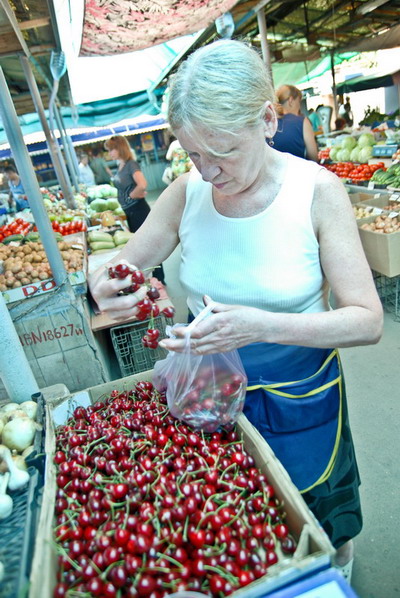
(108, 263), (175, 349)
(51, 382), (301, 598)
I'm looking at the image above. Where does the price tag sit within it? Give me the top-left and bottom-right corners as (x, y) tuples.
(320, 159), (326, 165)
(389, 212), (399, 219)
(368, 181), (375, 189)
(390, 194), (399, 202)
(393, 160), (399, 165)
(374, 193), (381, 199)
(372, 207), (383, 215)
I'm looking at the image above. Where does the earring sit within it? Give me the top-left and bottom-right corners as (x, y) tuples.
(268, 139), (274, 147)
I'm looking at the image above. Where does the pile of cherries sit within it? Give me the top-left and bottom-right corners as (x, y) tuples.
(108, 263), (175, 349)
(53, 382), (297, 598)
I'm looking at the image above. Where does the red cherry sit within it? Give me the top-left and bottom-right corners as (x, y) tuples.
(161, 306), (175, 318)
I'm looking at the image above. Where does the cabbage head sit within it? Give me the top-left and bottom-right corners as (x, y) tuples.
(358, 133), (375, 148)
(350, 147), (360, 162)
(330, 147), (339, 161)
(341, 136), (357, 150)
(359, 146), (373, 163)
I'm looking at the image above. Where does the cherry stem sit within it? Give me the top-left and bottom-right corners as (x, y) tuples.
(156, 552), (183, 569)
(53, 542), (81, 572)
(204, 564), (238, 584)
(225, 496), (246, 526)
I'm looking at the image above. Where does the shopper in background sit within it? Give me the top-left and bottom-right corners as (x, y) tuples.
(308, 107), (323, 133)
(339, 96), (354, 128)
(89, 40), (383, 581)
(104, 135), (165, 284)
(272, 84), (318, 161)
(90, 147), (112, 185)
(335, 117), (347, 131)
(78, 154), (95, 186)
(162, 136), (193, 185)
(3, 165), (29, 212)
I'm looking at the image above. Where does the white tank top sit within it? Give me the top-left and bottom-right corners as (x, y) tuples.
(179, 153), (330, 317)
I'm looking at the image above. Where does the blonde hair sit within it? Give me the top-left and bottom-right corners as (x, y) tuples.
(104, 135), (135, 162)
(275, 85), (302, 117)
(168, 40), (274, 140)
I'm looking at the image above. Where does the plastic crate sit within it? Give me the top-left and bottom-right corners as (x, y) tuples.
(373, 270), (400, 320)
(110, 315), (174, 376)
(0, 468), (42, 598)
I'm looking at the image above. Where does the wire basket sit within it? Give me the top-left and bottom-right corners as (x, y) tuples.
(372, 270), (400, 320)
(110, 315), (174, 376)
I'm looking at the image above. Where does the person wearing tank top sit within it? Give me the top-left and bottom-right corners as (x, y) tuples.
(89, 41), (383, 580)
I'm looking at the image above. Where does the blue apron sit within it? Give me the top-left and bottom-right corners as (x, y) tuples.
(238, 343), (343, 493)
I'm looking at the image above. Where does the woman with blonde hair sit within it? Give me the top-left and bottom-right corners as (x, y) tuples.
(91, 41), (383, 581)
(272, 84), (318, 161)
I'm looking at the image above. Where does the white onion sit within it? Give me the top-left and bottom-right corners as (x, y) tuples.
(20, 401), (38, 421)
(0, 403), (20, 415)
(1, 418), (36, 452)
(6, 410), (29, 422)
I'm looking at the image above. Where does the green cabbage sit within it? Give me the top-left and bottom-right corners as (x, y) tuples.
(350, 147), (360, 162)
(341, 136), (357, 150)
(330, 147), (339, 161)
(358, 133), (375, 148)
(336, 149), (350, 162)
(359, 146), (373, 163)
(105, 198), (120, 211)
(90, 198), (108, 212)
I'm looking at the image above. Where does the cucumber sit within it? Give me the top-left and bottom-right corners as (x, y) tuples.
(89, 241), (116, 251)
(26, 231), (40, 242)
(2, 234), (24, 244)
(113, 230), (133, 246)
(88, 231), (114, 243)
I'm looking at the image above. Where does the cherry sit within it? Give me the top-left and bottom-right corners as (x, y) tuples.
(161, 306), (175, 318)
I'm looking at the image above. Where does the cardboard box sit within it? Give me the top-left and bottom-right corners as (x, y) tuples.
(0, 288), (110, 401)
(359, 194), (400, 212)
(358, 216), (400, 277)
(348, 191), (389, 205)
(29, 371), (335, 598)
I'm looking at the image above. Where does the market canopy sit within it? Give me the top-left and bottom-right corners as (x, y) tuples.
(79, 0), (239, 56)
(336, 67), (400, 93)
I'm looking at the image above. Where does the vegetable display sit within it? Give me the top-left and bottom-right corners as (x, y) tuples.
(360, 214), (400, 234)
(53, 383), (297, 598)
(88, 230), (134, 253)
(0, 240), (84, 291)
(324, 161), (384, 182)
(370, 163), (400, 189)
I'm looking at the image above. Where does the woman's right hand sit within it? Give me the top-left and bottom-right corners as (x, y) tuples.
(89, 260), (149, 321)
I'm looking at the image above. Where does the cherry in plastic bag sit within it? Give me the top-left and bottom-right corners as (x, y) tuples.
(153, 311), (247, 432)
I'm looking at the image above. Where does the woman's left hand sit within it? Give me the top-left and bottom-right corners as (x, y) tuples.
(159, 296), (265, 354)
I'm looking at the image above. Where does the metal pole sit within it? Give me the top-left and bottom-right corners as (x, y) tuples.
(257, 10), (274, 85)
(0, 66), (68, 287)
(19, 56), (76, 208)
(331, 50), (339, 119)
(0, 294), (39, 403)
(54, 105), (80, 192)
(57, 107), (80, 178)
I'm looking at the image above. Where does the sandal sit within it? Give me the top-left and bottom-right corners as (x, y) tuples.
(334, 557), (354, 584)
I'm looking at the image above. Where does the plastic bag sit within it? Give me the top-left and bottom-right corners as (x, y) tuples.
(153, 303), (247, 432)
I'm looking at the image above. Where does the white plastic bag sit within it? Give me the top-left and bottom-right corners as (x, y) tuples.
(153, 303), (247, 432)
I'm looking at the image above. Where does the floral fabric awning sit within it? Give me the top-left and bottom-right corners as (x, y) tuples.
(80, 0), (239, 56)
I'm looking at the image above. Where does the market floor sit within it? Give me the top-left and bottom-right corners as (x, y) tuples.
(150, 189), (400, 598)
